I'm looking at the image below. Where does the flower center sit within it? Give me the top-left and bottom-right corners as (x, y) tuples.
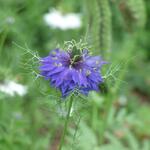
(68, 46), (84, 68)
(69, 55), (82, 68)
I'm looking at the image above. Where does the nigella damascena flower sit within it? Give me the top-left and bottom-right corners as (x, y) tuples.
(39, 49), (106, 97)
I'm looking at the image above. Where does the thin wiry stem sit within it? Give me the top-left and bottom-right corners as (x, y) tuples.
(58, 95), (74, 150)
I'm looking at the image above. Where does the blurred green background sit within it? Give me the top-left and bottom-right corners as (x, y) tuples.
(0, 0), (150, 150)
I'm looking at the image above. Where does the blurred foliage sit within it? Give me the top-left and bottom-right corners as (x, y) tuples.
(0, 0), (150, 150)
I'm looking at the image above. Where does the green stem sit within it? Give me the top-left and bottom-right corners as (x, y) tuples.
(58, 96), (74, 150)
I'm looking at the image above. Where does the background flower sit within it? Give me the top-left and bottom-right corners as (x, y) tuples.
(0, 80), (27, 96)
(43, 9), (82, 30)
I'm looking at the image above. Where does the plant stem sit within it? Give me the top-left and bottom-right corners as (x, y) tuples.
(58, 96), (74, 150)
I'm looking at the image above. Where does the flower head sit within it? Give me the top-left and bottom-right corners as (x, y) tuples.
(39, 47), (106, 97)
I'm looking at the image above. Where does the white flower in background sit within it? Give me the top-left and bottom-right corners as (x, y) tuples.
(43, 9), (82, 30)
(0, 80), (27, 96)
(6, 16), (15, 24)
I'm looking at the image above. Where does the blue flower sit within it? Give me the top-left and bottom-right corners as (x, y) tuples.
(39, 49), (106, 97)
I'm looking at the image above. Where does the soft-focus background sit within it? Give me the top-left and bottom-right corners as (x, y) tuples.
(0, 0), (150, 150)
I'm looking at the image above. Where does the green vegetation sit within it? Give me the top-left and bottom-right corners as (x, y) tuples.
(0, 0), (150, 149)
